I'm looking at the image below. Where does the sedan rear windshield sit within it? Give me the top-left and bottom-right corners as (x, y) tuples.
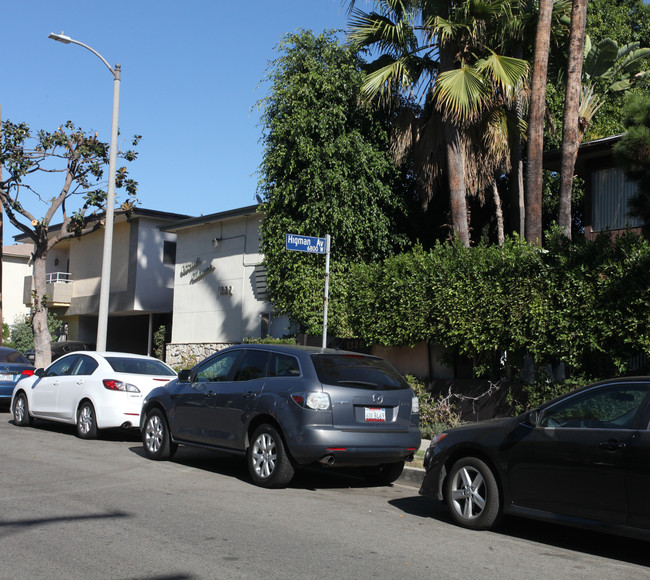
(105, 357), (176, 376)
(311, 354), (409, 390)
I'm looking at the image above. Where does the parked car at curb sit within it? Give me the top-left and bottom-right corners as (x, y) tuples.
(140, 344), (421, 488)
(11, 351), (177, 439)
(0, 347), (35, 408)
(419, 376), (650, 539)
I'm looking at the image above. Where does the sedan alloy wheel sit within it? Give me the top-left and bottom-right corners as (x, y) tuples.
(445, 457), (501, 530)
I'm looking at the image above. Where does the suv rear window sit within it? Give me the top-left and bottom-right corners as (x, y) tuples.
(311, 354), (409, 390)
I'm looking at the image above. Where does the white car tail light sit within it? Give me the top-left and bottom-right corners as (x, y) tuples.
(103, 379), (140, 393)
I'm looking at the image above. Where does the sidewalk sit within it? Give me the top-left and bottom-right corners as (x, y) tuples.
(397, 438), (430, 488)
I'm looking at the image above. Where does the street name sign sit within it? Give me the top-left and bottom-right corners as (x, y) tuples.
(284, 232), (331, 348)
(285, 233), (327, 254)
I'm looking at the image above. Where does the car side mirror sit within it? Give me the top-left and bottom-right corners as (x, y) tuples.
(34, 368), (45, 377)
(526, 409), (540, 427)
(178, 369), (192, 383)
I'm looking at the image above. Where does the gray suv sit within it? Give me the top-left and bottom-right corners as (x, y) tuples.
(140, 344), (420, 488)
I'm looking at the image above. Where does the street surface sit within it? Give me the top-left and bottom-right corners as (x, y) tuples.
(1, 410), (649, 579)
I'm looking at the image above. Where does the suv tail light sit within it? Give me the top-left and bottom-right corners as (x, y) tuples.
(21, 369), (35, 376)
(291, 392), (331, 411)
(412, 396), (419, 414)
(103, 379), (140, 393)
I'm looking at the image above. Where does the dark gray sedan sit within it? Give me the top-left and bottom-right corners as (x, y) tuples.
(420, 376), (650, 539)
(140, 344), (420, 488)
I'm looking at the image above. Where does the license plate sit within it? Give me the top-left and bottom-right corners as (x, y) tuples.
(0, 374), (14, 382)
(365, 407), (386, 422)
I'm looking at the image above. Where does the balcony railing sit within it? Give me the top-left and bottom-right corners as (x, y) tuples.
(46, 272), (72, 284)
(24, 272), (74, 307)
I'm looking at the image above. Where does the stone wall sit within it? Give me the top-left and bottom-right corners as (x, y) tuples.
(165, 342), (237, 370)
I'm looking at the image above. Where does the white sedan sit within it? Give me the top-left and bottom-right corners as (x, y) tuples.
(11, 351), (177, 439)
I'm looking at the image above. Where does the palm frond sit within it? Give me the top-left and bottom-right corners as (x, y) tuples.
(434, 64), (489, 123)
(476, 53), (529, 93)
(348, 9), (418, 54)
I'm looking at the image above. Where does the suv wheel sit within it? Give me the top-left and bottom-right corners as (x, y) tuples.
(247, 424), (295, 488)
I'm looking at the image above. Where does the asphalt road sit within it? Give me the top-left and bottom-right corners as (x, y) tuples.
(1, 410), (649, 580)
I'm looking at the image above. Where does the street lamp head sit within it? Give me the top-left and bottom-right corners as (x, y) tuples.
(48, 32), (72, 44)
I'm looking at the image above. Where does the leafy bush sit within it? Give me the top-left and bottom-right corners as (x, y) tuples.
(242, 337), (297, 345)
(508, 375), (594, 415)
(10, 313), (62, 353)
(347, 232), (650, 384)
(407, 375), (463, 439)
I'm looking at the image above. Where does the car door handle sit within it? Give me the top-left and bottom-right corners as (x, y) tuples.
(244, 391), (257, 399)
(599, 440), (627, 451)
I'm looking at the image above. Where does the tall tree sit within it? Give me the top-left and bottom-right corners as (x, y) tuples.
(0, 120), (139, 367)
(558, 0), (588, 239)
(257, 30), (415, 337)
(526, 0), (555, 246)
(347, 0), (528, 247)
(613, 93), (650, 236)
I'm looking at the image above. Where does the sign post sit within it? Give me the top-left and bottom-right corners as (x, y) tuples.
(285, 233), (331, 348)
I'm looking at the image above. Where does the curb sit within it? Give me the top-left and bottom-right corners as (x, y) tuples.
(398, 465), (425, 488)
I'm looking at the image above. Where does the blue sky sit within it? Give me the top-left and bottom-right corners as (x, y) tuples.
(1, 0), (362, 245)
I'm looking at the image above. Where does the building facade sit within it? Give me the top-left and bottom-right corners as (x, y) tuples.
(2, 244), (32, 328)
(162, 205), (293, 368)
(17, 208), (189, 355)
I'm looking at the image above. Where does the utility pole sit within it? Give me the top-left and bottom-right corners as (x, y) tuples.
(0, 104), (4, 345)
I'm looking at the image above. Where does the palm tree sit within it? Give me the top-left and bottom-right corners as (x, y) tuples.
(525, 0), (555, 246)
(346, 0), (528, 246)
(557, 0), (588, 239)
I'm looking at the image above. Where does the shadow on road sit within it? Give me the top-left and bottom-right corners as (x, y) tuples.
(5, 416), (143, 442)
(127, 443), (411, 491)
(406, 494), (650, 567)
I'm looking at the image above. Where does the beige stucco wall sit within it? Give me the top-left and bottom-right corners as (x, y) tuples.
(68, 222), (129, 298)
(170, 212), (283, 345)
(2, 245), (32, 326)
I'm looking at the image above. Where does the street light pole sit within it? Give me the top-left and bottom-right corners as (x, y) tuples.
(48, 32), (120, 351)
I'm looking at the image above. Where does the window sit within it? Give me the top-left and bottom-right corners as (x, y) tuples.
(72, 355), (99, 376)
(270, 353), (300, 377)
(592, 167), (643, 232)
(540, 383), (650, 429)
(311, 354), (410, 390)
(234, 350), (270, 381)
(46, 355), (80, 377)
(105, 357), (176, 376)
(163, 241), (176, 265)
(195, 351), (241, 382)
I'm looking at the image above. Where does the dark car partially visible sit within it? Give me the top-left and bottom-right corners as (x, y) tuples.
(419, 376), (650, 539)
(24, 341), (95, 365)
(0, 347), (34, 408)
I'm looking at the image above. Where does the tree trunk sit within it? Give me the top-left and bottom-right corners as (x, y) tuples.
(525, 0), (554, 247)
(31, 247), (53, 369)
(439, 42), (470, 247)
(492, 181), (505, 245)
(558, 0), (588, 239)
(446, 123), (470, 246)
(509, 45), (526, 238)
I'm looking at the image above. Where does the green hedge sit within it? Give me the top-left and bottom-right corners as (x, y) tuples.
(345, 230), (650, 381)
